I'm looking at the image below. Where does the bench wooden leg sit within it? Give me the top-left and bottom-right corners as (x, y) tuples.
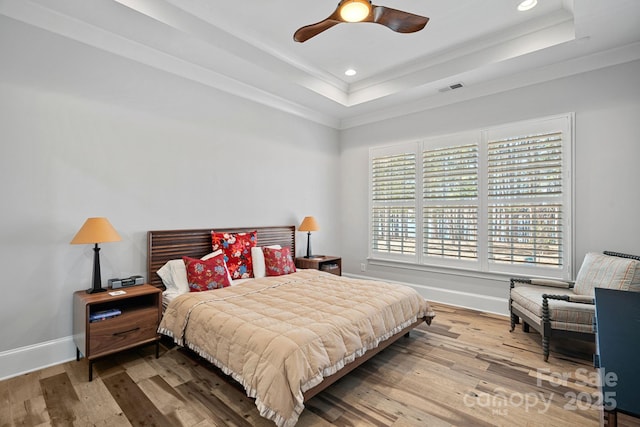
(510, 313), (519, 332)
(603, 408), (617, 427)
(542, 336), (550, 362)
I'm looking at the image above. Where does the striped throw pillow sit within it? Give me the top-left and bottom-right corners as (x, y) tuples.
(574, 252), (639, 296)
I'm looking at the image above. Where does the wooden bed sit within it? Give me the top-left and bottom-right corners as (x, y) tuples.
(147, 225), (296, 289)
(147, 225), (432, 425)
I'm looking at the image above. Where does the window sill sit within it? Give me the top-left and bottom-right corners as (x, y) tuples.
(366, 257), (563, 282)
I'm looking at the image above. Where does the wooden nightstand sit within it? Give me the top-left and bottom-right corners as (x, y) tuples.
(295, 256), (342, 276)
(73, 284), (161, 381)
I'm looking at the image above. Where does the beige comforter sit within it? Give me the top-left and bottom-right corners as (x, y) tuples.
(159, 270), (434, 427)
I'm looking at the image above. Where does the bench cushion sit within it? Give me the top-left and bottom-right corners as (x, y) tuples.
(511, 285), (594, 330)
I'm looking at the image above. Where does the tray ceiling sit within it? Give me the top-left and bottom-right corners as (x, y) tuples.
(1, 0), (639, 129)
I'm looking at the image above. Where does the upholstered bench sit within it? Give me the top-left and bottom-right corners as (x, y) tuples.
(509, 251), (640, 361)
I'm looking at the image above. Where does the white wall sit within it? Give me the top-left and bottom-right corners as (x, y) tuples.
(340, 60), (640, 313)
(0, 24), (340, 378)
(2, 12), (639, 379)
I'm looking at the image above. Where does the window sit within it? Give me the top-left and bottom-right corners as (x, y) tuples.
(370, 146), (416, 258)
(369, 114), (573, 279)
(487, 132), (563, 267)
(423, 143), (478, 262)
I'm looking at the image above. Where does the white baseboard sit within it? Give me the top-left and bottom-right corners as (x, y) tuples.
(0, 336), (76, 381)
(0, 275), (508, 381)
(344, 273), (509, 317)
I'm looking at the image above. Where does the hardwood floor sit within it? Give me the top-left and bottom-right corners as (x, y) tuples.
(2, 302), (639, 426)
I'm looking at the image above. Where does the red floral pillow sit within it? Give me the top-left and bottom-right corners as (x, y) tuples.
(263, 247), (296, 277)
(183, 254), (231, 292)
(211, 230), (257, 279)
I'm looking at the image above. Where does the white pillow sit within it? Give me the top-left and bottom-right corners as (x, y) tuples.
(251, 245), (281, 278)
(157, 260), (188, 295)
(157, 250), (222, 294)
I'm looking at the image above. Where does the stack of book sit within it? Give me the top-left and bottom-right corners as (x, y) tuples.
(321, 263), (339, 272)
(89, 308), (121, 322)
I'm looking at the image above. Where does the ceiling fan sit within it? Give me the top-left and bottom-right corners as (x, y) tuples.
(293, 0), (429, 43)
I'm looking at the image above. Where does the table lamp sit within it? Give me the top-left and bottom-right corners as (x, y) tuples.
(71, 217), (122, 293)
(298, 216), (319, 258)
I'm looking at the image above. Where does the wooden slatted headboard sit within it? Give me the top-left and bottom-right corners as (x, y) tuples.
(147, 225), (296, 288)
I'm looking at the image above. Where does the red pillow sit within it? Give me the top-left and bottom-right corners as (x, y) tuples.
(183, 254), (231, 292)
(263, 247), (296, 276)
(211, 231), (257, 279)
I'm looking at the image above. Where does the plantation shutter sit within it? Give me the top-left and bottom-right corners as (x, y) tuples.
(487, 131), (564, 267)
(371, 151), (416, 257)
(423, 144), (479, 261)
(369, 114), (572, 279)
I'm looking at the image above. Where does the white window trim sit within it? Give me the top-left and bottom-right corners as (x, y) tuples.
(368, 113), (574, 280)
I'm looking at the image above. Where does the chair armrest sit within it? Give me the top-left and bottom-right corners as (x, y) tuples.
(532, 279), (573, 288)
(543, 294), (594, 304)
(567, 295), (595, 304)
(510, 278), (574, 289)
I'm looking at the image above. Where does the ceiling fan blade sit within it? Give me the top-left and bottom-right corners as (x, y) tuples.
(294, 5), (346, 43)
(370, 5), (429, 33)
(294, 18), (342, 42)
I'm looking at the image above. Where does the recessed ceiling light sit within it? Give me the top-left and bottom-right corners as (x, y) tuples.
(345, 69), (357, 76)
(517, 0), (538, 11)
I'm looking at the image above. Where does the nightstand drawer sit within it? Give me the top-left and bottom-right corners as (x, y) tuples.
(89, 307), (158, 356)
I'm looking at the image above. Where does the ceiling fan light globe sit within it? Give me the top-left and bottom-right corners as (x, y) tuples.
(339, 0), (371, 22)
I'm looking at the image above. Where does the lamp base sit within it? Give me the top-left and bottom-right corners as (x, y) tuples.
(86, 243), (106, 294)
(305, 231), (313, 258)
